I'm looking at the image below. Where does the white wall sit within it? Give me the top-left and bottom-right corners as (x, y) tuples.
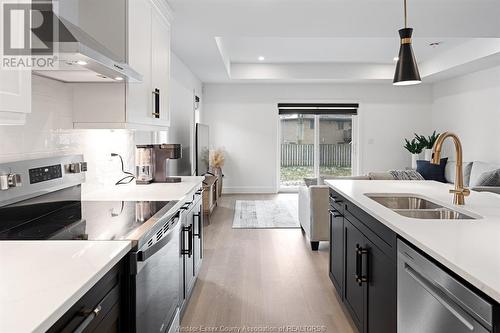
(169, 53), (203, 176)
(432, 65), (500, 164)
(203, 83), (433, 193)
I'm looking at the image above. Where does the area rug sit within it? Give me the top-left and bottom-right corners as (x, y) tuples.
(232, 198), (300, 229)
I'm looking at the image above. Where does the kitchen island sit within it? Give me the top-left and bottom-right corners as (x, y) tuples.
(326, 179), (500, 302)
(326, 179), (500, 333)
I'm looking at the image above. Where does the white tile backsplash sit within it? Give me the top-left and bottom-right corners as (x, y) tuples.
(0, 75), (166, 185)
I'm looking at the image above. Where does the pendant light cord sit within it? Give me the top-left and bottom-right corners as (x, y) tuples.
(404, 0), (408, 28)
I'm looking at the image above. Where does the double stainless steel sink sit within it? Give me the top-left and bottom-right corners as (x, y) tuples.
(365, 194), (478, 220)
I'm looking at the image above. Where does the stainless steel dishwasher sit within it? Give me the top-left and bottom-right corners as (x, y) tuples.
(398, 239), (494, 333)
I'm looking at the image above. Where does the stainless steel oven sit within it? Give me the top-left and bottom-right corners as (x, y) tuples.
(129, 210), (181, 333)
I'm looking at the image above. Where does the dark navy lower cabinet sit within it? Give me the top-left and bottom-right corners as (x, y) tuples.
(329, 188), (397, 333)
(47, 260), (124, 333)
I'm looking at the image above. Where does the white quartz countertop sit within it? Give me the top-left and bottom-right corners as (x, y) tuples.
(325, 179), (500, 303)
(0, 240), (131, 333)
(82, 176), (205, 202)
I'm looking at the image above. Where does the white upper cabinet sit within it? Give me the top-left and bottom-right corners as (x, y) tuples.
(0, 0), (32, 125)
(73, 0), (172, 129)
(150, 6), (171, 127)
(126, 0), (153, 126)
(0, 69), (31, 125)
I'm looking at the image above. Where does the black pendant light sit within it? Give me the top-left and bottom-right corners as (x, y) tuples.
(393, 0), (421, 86)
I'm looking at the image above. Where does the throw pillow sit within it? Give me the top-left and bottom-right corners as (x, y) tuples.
(388, 170), (425, 180)
(469, 161), (500, 187)
(416, 158), (448, 183)
(444, 161), (473, 186)
(474, 169), (500, 186)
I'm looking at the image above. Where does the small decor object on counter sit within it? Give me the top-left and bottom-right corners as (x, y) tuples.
(404, 138), (423, 169)
(416, 157), (448, 183)
(414, 131), (440, 161)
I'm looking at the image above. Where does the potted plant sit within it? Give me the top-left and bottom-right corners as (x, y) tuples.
(415, 131), (440, 161)
(404, 138), (423, 169)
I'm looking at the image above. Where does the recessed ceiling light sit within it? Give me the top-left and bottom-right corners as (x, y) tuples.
(114, 76), (124, 81)
(76, 60), (88, 66)
(258, 56), (265, 61)
(393, 56), (399, 62)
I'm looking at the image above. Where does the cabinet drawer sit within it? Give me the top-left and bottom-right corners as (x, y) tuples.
(47, 262), (122, 333)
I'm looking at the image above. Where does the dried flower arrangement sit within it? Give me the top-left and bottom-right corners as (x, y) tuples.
(209, 148), (225, 169)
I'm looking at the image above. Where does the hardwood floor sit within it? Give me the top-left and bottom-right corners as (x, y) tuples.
(181, 194), (357, 333)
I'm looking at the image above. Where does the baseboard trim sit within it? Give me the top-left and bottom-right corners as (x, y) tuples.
(222, 186), (277, 194)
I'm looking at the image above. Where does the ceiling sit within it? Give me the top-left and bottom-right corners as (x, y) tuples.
(223, 38), (470, 64)
(167, 0), (500, 83)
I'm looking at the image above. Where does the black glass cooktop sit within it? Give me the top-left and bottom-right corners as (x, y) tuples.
(0, 199), (176, 241)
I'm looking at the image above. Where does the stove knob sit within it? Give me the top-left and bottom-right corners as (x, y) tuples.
(8, 174), (22, 187)
(0, 174), (22, 190)
(68, 163), (81, 173)
(67, 162), (87, 173)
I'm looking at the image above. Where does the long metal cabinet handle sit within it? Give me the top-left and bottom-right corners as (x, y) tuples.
(329, 209), (343, 218)
(181, 225), (193, 257)
(152, 88), (160, 118)
(329, 195), (343, 203)
(355, 244), (369, 285)
(405, 264), (475, 331)
(73, 305), (102, 333)
(188, 224), (193, 257)
(193, 213), (201, 239)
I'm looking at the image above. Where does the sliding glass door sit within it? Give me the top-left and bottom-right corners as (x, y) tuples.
(280, 114), (316, 189)
(279, 112), (355, 191)
(318, 114), (353, 179)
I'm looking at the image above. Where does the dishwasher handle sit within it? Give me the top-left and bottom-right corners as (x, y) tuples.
(404, 264), (476, 331)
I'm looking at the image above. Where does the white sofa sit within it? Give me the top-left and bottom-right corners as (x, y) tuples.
(298, 161), (500, 251)
(298, 176), (370, 251)
(444, 161), (500, 194)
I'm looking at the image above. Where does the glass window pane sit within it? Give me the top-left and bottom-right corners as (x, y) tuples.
(318, 115), (352, 178)
(280, 114), (315, 189)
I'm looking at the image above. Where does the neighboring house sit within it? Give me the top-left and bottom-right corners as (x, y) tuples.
(281, 117), (352, 145)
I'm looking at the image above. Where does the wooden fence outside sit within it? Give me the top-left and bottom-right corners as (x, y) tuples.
(281, 144), (351, 167)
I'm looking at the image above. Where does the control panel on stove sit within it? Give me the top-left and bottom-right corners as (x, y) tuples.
(29, 164), (62, 184)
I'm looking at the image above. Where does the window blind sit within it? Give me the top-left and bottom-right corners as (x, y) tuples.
(278, 103), (358, 115)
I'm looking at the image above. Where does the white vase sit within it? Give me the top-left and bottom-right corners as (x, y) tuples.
(411, 154), (419, 169)
(424, 149), (433, 161)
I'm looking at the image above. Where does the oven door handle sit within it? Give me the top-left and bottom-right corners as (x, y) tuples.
(137, 231), (174, 262)
(137, 216), (179, 262)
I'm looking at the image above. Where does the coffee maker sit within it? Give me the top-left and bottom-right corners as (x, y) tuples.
(135, 144), (182, 184)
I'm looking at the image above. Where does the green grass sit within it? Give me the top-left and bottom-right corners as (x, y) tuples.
(280, 166), (352, 186)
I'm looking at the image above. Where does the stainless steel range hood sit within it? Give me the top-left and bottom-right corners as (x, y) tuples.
(33, 15), (142, 83)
